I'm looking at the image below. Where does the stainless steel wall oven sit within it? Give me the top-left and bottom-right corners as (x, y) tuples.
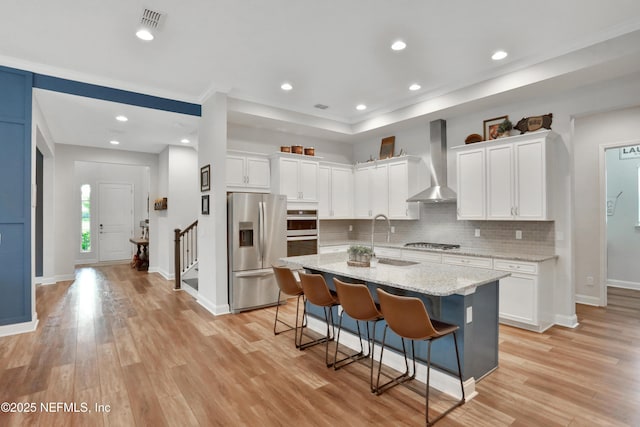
(286, 209), (318, 256)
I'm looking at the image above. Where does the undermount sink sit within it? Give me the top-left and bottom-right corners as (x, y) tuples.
(377, 258), (419, 267)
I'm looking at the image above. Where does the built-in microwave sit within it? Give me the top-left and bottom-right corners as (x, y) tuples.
(286, 209), (318, 256)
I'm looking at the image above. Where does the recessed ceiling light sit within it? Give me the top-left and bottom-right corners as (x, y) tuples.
(491, 50), (508, 60)
(116, 115), (128, 122)
(109, 140), (120, 145)
(356, 104), (367, 111)
(280, 82), (293, 91)
(181, 138), (190, 144)
(391, 40), (407, 51)
(136, 29), (154, 41)
(409, 83), (421, 91)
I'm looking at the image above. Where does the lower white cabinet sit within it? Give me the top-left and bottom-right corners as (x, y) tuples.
(442, 254), (493, 269)
(401, 249), (442, 263)
(492, 258), (555, 332)
(318, 245), (350, 254)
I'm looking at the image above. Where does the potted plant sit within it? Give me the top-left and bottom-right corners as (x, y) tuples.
(348, 245), (373, 263)
(497, 119), (513, 138)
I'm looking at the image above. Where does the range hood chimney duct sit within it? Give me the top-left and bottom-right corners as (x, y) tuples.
(406, 119), (457, 203)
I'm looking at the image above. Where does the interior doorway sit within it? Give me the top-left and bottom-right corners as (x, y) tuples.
(600, 139), (640, 305)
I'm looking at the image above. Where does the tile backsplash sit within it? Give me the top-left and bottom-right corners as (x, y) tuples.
(319, 203), (555, 255)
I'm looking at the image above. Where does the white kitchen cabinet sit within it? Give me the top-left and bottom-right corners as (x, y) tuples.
(401, 249), (442, 263)
(388, 158), (420, 220)
(226, 152), (271, 192)
(318, 163), (353, 219)
(270, 154), (319, 202)
(353, 157), (422, 220)
(455, 131), (555, 221)
(456, 148), (485, 220)
(353, 163), (388, 218)
(442, 254), (493, 269)
(493, 258), (555, 332)
(486, 137), (550, 220)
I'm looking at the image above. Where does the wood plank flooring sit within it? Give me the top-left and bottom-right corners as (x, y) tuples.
(1, 266), (639, 426)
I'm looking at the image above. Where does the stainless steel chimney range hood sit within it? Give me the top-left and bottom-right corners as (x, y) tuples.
(407, 119), (457, 203)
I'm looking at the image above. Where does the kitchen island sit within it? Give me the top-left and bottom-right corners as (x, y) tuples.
(281, 252), (510, 398)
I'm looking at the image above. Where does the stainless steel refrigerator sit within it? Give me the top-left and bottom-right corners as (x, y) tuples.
(228, 193), (287, 313)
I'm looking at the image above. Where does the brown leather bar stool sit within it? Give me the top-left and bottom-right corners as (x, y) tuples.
(272, 265), (306, 348)
(376, 288), (465, 426)
(332, 278), (384, 393)
(298, 272), (340, 367)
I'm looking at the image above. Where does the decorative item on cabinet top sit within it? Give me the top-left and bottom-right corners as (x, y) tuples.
(280, 146), (291, 153)
(483, 115), (508, 141)
(154, 198), (168, 210)
(514, 113), (553, 134)
(379, 136), (395, 160)
(465, 134), (483, 144)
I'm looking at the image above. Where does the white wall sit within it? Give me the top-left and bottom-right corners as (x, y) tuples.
(228, 123), (353, 164)
(152, 145), (199, 279)
(606, 147), (640, 288)
(52, 144), (159, 280)
(74, 161), (150, 263)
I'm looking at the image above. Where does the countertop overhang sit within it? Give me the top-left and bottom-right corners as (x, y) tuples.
(281, 252), (509, 296)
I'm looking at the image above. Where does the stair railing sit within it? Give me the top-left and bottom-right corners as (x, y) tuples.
(174, 220), (198, 290)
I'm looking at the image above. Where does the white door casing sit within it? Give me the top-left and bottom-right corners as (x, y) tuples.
(99, 183), (134, 262)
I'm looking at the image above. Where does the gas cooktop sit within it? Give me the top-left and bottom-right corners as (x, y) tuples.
(404, 242), (461, 250)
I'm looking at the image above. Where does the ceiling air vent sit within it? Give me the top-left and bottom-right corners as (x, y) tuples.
(314, 104), (329, 110)
(140, 8), (165, 30)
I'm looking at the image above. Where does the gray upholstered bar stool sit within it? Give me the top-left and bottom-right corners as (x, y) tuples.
(272, 265), (306, 348)
(376, 288), (465, 426)
(332, 278), (384, 393)
(298, 272), (340, 367)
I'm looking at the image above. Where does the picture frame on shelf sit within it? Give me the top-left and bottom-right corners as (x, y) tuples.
(483, 115), (508, 141)
(201, 195), (210, 215)
(379, 136), (395, 160)
(200, 164), (210, 192)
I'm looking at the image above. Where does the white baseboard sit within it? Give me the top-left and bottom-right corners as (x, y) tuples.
(554, 313), (579, 328)
(181, 284), (198, 299)
(0, 317), (39, 337)
(305, 316), (475, 400)
(35, 276), (57, 285)
(75, 258), (98, 265)
(152, 268), (174, 281)
(575, 294), (601, 307)
(55, 274), (76, 282)
(197, 294), (231, 316)
(608, 280), (640, 291)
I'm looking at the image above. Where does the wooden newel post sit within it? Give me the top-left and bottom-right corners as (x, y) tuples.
(174, 228), (181, 290)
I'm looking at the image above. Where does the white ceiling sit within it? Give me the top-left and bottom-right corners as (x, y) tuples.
(3, 1), (640, 152)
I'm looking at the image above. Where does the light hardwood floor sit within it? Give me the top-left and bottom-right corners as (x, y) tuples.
(1, 265), (639, 426)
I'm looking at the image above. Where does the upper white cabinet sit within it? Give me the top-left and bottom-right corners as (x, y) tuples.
(354, 163), (388, 218)
(318, 163), (353, 219)
(388, 158), (420, 220)
(270, 153), (319, 202)
(456, 148), (486, 220)
(226, 152), (270, 192)
(455, 130), (555, 221)
(353, 156), (422, 220)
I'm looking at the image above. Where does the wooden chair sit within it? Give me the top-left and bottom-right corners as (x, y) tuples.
(376, 288), (465, 426)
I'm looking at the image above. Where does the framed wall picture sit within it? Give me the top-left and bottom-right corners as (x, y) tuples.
(379, 136), (395, 160)
(201, 195), (210, 215)
(483, 116), (508, 141)
(200, 164), (210, 192)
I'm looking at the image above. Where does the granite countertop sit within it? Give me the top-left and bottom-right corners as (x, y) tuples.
(281, 252), (509, 297)
(319, 240), (557, 263)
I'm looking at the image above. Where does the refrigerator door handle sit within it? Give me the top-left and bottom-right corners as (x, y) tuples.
(258, 201), (265, 264)
(234, 270), (273, 278)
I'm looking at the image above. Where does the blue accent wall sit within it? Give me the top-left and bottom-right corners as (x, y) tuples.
(0, 65), (33, 325)
(33, 74), (201, 117)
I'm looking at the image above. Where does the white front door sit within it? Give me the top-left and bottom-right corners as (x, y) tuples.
(99, 183), (134, 262)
